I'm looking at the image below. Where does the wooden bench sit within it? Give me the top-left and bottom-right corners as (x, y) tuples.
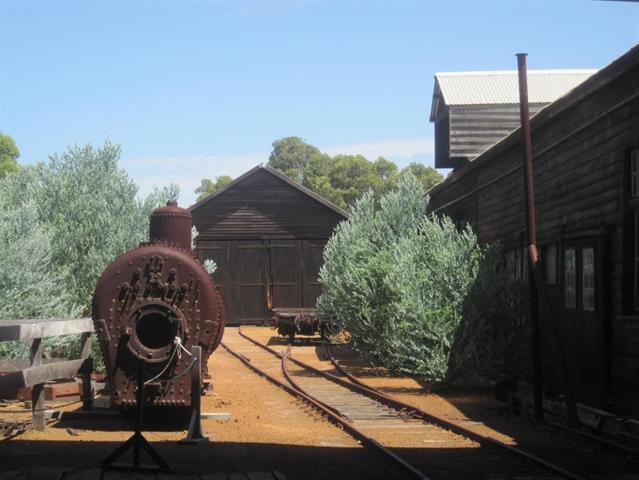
(0, 317), (94, 430)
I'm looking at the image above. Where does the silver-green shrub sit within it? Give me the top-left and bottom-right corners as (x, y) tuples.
(0, 141), (179, 365)
(318, 173), (520, 383)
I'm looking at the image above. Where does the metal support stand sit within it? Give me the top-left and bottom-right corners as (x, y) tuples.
(80, 331), (93, 411)
(101, 360), (170, 472)
(179, 346), (209, 445)
(30, 338), (45, 431)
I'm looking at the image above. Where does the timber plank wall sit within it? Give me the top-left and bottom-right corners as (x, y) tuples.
(427, 51), (639, 415)
(191, 167), (346, 325)
(192, 168), (344, 240)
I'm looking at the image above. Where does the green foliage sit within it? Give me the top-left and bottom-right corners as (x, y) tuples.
(318, 173), (520, 384)
(402, 162), (442, 193)
(0, 140), (179, 370)
(268, 136), (331, 185)
(327, 155), (384, 207)
(267, 137), (443, 209)
(194, 175), (233, 202)
(0, 196), (76, 320)
(0, 132), (20, 179)
(14, 141), (179, 310)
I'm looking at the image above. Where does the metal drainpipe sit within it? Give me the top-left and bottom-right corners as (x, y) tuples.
(516, 53), (579, 427)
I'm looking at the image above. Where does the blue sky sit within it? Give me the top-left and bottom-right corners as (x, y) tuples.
(1, 1), (638, 206)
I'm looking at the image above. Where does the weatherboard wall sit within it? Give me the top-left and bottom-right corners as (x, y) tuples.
(446, 103), (547, 165)
(191, 168), (344, 240)
(427, 47), (639, 415)
(190, 167), (347, 325)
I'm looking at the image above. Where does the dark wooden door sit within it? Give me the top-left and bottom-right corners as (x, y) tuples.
(561, 236), (606, 407)
(197, 239), (328, 325)
(269, 240), (302, 309)
(230, 240), (266, 324)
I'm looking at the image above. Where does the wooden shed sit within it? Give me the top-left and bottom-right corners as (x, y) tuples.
(427, 44), (639, 415)
(430, 69), (595, 169)
(189, 165), (348, 325)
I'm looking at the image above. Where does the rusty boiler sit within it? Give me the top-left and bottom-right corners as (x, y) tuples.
(92, 201), (225, 408)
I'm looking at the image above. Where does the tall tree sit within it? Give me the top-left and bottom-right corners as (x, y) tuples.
(195, 175), (233, 202)
(327, 155), (383, 208)
(267, 136), (441, 209)
(401, 162), (443, 192)
(0, 132), (19, 179)
(373, 156), (398, 183)
(268, 136), (330, 186)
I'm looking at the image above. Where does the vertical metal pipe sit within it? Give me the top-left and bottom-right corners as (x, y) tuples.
(516, 53), (543, 421)
(516, 53), (579, 427)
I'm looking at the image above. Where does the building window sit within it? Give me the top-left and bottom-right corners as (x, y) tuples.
(582, 247), (596, 311)
(545, 243), (558, 284)
(565, 247), (577, 308)
(632, 149), (639, 198)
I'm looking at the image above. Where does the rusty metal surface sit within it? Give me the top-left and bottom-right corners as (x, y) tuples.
(149, 200), (193, 251)
(517, 53), (579, 427)
(271, 308), (320, 338)
(92, 201), (225, 408)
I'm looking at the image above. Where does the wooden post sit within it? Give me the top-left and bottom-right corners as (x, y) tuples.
(80, 332), (93, 411)
(30, 338), (45, 431)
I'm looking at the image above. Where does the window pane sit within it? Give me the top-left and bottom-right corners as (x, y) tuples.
(582, 247), (596, 311)
(545, 243), (557, 284)
(565, 247), (576, 309)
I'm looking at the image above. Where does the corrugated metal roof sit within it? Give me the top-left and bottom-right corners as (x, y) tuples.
(434, 69), (597, 106)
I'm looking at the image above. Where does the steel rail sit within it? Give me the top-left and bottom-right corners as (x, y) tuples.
(324, 344), (639, 458)
(239, 330), (588, 480)
(279, 346), (431, 480)
(220, 339), (431, 480)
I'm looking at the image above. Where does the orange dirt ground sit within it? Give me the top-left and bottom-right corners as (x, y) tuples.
(2, 326), (638, 479)
(241, 326), (639, 479)
(0, 329), (404, 479)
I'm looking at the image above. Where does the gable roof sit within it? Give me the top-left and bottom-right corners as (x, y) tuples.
(188, 165), (349, 218)
(430, 69), (596, 121)
(427, 43), (639, 200)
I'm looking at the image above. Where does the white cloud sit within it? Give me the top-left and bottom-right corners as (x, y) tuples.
(122, 136), (435, 208)
(322, 137), (434, 161)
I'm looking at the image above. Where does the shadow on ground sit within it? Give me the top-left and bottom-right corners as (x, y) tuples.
(0, 438), (418, 480)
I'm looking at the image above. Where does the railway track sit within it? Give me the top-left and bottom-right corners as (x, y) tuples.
(221, 328), (595, 480)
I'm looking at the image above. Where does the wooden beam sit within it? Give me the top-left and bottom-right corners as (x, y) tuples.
(0, 318), (93, 342)
(0, 358), (88, 392)
(0, 358), (66, 372)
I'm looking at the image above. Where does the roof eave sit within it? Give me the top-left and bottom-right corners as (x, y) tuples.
(188, 165), (349, 219)
(426, 43), (639, 199)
